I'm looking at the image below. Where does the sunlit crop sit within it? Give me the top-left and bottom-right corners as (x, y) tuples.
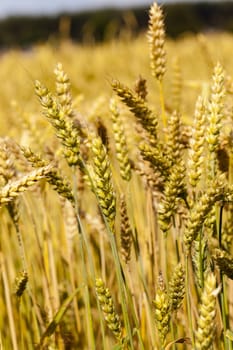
(0, 3), (233, 349)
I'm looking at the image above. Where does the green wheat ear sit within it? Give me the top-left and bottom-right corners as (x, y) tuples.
(168, 263), (185, 313)
(153, 274), (171, 347)
(91, 136), (116, 231)
(95, 278), (123, 343)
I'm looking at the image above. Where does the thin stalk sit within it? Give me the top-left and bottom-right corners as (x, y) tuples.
(72, 169), (95, 350)
(228, 152), (233, 350)
(125, 181), (153, 348)
(18, 300), (24, 350)
(221, 275), (231, 350)
(218, 206), (223, 250)
(185, 255), (195, 348)
(127, 181), (156, 347)
(80, 161), (134, 349)
(229, 152), (233, 185)
(1, 253), (19, 350)
(218, 206), (232, 350)
(104, 222), (134, 349)
(162, 232), (168, 287)
(124, 274), (145, 350)
(158, 80), (167, 132)
(170, 321), (177, 350)
(14, 223), (27, 272)
(66, 244), (81, 333)
(23, 197), (54, 325)
(72, 168), (107, 350)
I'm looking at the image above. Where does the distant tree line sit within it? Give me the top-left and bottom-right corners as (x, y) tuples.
(0, 2), (233, 48)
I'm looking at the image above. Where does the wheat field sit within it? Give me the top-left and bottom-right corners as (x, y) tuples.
(0, 2), (233, 349)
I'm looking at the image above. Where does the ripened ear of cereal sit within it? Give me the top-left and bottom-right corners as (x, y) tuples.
(1, 1), (233, 348)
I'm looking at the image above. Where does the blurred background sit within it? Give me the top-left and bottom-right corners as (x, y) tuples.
(0, 0), (232, 47)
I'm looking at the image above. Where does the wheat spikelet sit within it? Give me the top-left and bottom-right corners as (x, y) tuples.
(191, 236), (208, 294)
(95, 278), (123, 343)
(158, 161), (186, 233)
(91, 137), (116, 231)
(110, 98), (131, 182)
(21, 147), (75, 204)
(183, 176), (226, 252)
(188, 96), (206, 187)
(147, 2), (166, 81)
(139, 141), (170, 184)
(54, 62), (74, 119)
(195, 273), (218, 350)
(0, 137), (30, 173)
(206, 62), (225, 155)
(35, 80), (80, 167)
(21, 147), (47, 168)
(47, 170), (75, 205)
(153, 274), (170, 347)
(134, 159), (164, 196)
(14, 270), (28, 298)
(168, 263), (185, 312)
(112, 80), (158, 140)
(120, 194), (132, 264)
(0, 165), (52, 206)
(0, 142), (16, 185)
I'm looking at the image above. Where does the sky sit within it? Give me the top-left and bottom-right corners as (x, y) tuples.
(0, 0), (214, 19)
(0, 0), (153, 18)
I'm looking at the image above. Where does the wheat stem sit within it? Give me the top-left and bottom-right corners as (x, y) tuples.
(72, 168), (95, 350)
(185, 256), (195, 348)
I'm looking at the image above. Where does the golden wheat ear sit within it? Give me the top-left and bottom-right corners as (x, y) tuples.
(195, 273), (219, 350)
(147, 2), (166, 81)
(0, 165), (52, 206)
(110, 98), (131, 182)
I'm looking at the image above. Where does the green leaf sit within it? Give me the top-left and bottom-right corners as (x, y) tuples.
(39, 285), (82, 346)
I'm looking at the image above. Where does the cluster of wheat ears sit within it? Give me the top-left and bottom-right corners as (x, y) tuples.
(0, 2), (233, 349)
